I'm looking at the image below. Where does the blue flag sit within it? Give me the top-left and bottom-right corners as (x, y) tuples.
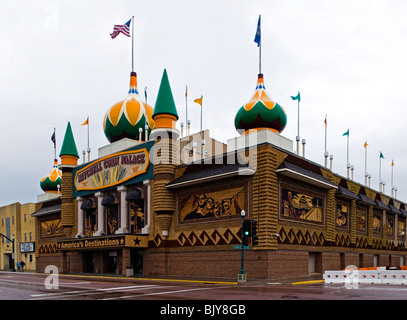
(254, 15), (261, 47)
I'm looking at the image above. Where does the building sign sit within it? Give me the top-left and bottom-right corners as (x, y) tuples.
(74, 149), (149, 191)
(57, 234), (148, 251)
(20, 242), (35, 253)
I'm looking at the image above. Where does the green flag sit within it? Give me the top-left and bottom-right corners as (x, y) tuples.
(380, 152), (384, 159)
(342, 129), (349, 136)
(290, 91), (300, 102)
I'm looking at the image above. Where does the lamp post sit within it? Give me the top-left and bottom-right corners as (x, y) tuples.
(402, 231), (405, 249)
(238, 210), (246, 283)
(0, 233), (15, 272)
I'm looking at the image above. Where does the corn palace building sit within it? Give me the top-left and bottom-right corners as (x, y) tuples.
(33, 68), (407, 280)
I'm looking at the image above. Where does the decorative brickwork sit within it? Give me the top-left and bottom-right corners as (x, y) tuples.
(326, 189), (336, 243)
(277, 226), (327, 246)
(61, 169), (74, 238)
(251, 145), (279, 250)
(350, 199), (356, 244)
(152, 135), (178, 236)
(368, 205), (373, 246)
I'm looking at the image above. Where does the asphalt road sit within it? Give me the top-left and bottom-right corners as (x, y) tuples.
(0, 271), (404, 317)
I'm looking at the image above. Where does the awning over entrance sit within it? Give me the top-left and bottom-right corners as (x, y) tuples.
(57, 234), (148, 251)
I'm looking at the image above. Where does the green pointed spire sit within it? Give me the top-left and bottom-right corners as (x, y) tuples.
(59, 121), (79, 158)
(152, 69), (179, 120)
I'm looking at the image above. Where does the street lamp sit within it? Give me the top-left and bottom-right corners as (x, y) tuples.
(238, 210), (246, 283)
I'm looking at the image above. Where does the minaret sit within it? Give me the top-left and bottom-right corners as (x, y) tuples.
(59, 121), (79, 238)
(150, 69), (179, 238)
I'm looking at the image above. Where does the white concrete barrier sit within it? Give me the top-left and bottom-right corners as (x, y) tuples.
(323, 268), (407, 285)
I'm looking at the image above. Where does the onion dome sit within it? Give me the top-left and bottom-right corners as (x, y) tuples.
(234, 73), (287, 134)
(40, 159), (62, 193)
(103, 72), (155, 143)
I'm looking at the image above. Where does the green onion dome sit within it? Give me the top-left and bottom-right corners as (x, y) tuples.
(40, 159), (62, 193)
(234, 73), (287, 134)
(103, 72), (155, 143)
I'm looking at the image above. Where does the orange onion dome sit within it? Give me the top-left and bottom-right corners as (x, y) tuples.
(40, 159), (62, 193)
(234, 73), (287, 134)
(103, 72), (155, 143)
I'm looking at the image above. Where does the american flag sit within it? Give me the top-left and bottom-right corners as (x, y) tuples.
(110, 19), (131, 39)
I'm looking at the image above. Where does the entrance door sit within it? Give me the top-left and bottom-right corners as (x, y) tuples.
(108, 251), (117, 274)
(83, 251), (95, 273)
(308, 252), (322, 274)
(131, 250), (143, 275)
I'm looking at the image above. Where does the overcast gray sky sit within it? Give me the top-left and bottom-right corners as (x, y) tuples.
(1, 0), (407, 206)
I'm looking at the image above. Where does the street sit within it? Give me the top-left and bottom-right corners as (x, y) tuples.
(2, 271), (407, 300)
(0, 271), (404, 317)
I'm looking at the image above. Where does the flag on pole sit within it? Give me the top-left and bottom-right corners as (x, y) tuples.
(380, 151), (385, 159)
(342, 129), (349, 136)
(110, 19), (131, 39)
(254, 15), (261, 47)
(194, 96), (203, 106)
(364, 141), (368, 148)
(51, 130), (56, 147)
(185, 86), (188, 98)
(82, 117), (89, 126)
(291, 92), (301, 102)
(392, 160), (394, 166)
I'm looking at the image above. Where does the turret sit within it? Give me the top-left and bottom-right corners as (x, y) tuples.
(59, 121), (79, 238)
(151, 69), (179, 238)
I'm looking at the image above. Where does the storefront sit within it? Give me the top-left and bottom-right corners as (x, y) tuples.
(54, 139), (154, 276)
(57, 234), (148, 275)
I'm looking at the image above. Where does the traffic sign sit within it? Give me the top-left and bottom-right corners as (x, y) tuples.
(233, 245), (251, 250)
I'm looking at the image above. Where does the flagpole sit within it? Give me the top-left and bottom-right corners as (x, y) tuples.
(364, 142), (367, 185)
(391, 160), (394, 189)
(347, 133), (349, 165)
(379, 153), (382, 192)
(200, 95), (203, 160)
(324, 114), (328, 167)
(87, 116), (90, 162)
(346, 129), (349, 178)
(186, 85), (189, 136)
(297, 98), (300, 155)
(324, 115), (327, 154)
(53, 127), (56, 160)
(259, 15), (261, 74)
(131, 16), (134, 72)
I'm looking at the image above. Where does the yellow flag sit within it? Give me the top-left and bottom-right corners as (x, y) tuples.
(194, 96), (203, 106)
(364, 141), (368, 148)
(82, 117), (89, 126)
